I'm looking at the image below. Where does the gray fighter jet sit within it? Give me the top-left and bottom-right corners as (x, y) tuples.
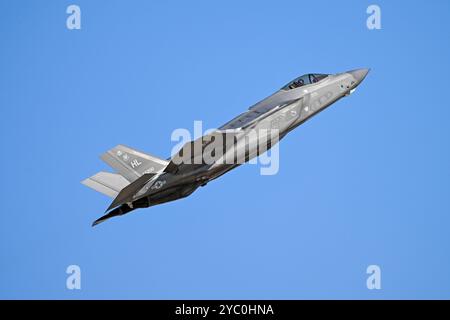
(83, 68), (369, 226)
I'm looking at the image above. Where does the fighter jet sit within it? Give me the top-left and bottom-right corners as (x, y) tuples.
(83, 68), (369, 226)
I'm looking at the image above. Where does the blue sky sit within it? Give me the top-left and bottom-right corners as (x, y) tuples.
(1, 0), (450, 299)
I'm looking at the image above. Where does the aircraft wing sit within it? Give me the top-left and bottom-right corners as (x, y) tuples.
(164, 130), (241, 173)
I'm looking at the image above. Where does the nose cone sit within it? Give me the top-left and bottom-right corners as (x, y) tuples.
(348, 68), (370, 84)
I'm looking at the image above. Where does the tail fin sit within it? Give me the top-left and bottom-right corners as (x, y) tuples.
(100, 145), (168, 182)
(82, 172), (130, 198)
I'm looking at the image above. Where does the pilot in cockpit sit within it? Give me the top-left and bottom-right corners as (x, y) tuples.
(288, 78), (304, 89)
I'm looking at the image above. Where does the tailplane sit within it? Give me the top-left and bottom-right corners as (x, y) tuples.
(106, 173), (156, 211)
(81, 171), (130, 198)
(82, 145), (169, 225)
(92, 204), (134, 226)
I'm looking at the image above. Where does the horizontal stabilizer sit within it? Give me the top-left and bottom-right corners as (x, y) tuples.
(101, 145), (168, 182)
(82, 172), (130, 198)
(106, 173), (156, 211)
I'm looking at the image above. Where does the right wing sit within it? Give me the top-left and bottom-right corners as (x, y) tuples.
(165, 130), (241, 173)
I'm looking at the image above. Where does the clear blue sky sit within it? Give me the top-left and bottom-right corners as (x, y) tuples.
(1, 0), (450, 299)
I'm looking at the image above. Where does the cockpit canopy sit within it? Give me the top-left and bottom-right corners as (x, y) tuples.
(281, 74), (329, 90)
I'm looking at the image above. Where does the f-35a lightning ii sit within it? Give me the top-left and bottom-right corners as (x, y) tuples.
(83, 68), (369, 226)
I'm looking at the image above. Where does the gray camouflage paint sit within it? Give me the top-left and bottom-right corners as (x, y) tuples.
(83, 68), (370, 226)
